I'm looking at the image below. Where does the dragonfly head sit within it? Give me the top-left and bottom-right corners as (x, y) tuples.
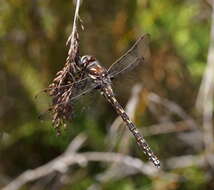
(80, 55), (96, 68)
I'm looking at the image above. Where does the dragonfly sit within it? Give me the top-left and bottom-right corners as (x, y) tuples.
(47, 34), (160, 168)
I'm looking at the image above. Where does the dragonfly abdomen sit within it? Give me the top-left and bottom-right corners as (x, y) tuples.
(101, 86), (160, 168)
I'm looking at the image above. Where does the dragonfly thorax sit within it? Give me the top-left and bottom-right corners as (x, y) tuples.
(81, 55), (111, 86)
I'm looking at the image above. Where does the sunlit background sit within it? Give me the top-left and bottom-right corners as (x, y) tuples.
(0, 0), (213, 189)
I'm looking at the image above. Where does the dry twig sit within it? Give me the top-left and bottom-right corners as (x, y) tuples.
(142, 120), (196, 137)
(2, 133), (87, 190)
(2, 151), (159, 190)
(165, 154), (214, 169)
(148, 93), (197, 129)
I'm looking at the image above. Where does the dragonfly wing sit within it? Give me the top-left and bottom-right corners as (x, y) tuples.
(70, 77), (98, 101)
(108, 34), (150, 78)
(38, 77), (98, 123)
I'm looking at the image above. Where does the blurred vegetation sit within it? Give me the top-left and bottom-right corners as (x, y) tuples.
(0, 0), (213, 189)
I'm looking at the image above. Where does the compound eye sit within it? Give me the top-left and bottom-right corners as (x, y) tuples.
(81, 55), (89, 64)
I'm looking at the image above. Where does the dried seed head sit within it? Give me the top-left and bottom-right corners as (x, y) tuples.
(45, 27), (81, 135)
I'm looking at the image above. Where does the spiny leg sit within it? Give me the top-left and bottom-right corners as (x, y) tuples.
(102, 86), (160, 168)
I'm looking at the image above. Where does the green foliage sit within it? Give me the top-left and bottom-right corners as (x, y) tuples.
(138, 0), (209, 79)
(178, 167), (206, 190)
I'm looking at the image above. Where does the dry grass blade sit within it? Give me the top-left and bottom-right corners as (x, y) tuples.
(196, 2), (214, 166)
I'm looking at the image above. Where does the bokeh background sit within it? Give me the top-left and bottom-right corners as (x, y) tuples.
(0, 0), (214, 189)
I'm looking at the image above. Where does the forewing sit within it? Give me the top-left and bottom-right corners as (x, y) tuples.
(108, 34), (150, 78)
